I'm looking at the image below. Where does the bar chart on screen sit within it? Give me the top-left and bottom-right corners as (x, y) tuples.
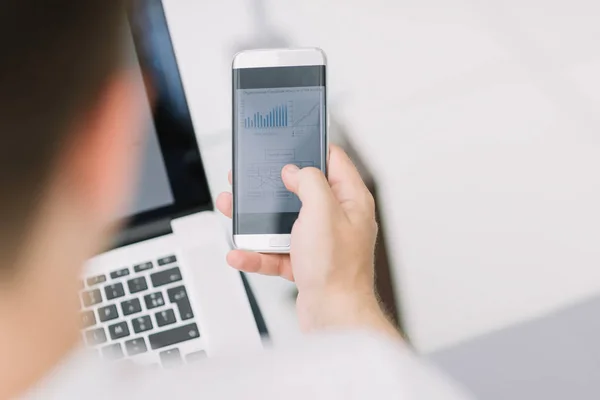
(241, 98), (321, 130)
(244, 104), (289, 128)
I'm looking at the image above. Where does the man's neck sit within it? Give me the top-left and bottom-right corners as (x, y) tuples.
(0, 263), (82, 399)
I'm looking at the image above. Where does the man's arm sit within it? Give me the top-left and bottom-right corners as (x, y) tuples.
(210, 145), (472, 399)
(217, 145), (400, 338)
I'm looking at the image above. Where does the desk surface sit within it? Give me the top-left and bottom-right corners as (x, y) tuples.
(197, 133), (304, 345)
(165, 0), (600, 352)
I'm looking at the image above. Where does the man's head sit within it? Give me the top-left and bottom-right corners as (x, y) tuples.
(0, 3), (148, 395)
(0, 0), (144, 277)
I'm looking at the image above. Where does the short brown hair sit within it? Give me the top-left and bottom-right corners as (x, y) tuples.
(0, 0), (127, 266)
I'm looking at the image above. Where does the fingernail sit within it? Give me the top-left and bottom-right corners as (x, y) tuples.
(283, 164), (300, 176)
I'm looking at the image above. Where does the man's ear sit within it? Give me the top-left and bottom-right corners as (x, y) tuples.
(62, 71), (146, 226)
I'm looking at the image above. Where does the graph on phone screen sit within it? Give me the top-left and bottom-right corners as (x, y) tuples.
(242, 100), (320, 129)
(237, 86), (324, 214)
(243, 104), (288, 128)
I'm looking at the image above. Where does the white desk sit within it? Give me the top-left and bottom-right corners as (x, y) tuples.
(165, 0), (600, 353)
(197, 133), (304, 345)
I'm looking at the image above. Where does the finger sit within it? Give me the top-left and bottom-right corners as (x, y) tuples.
(327, 145), (373, 213)
(281, 165), (336, 215)
(226, 250), (294, 281)
(216, 192), (233, 219)
(228, 170), (232, 186)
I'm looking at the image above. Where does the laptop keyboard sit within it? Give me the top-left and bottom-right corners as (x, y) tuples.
(80, 255), (204, 367)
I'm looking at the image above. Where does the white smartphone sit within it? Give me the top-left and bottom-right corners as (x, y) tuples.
(232, 48), (328, 253)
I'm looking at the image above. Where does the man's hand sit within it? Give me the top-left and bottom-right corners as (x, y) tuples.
(216, 145), (399, 338)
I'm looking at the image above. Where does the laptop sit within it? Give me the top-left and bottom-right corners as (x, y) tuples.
(79, 0), (263, 368)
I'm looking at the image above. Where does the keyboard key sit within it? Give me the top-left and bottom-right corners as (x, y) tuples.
(86, 274), (107, 287)
(151, 267), (182, 287)
(134, 262), (153, 273)
(127, 277), (148, 294)
(81, 289), (102, 307)
(155, 309), (176, 327)
(110, 268), (130, 280)
(186, 351), (207, 363)
(104, 283), (125, 300)
(157, 255), (177, 266)
(148, 323), (200, 350)
(108, 321), (130, 340)
(167, 286), (194, 320)
(132, 315), (153, 334)
(121, 298), (142, 316)
(144, 292), (165, 309)
(85, 328), (107, 346)
(125, 338), (148, 356)
(98, 305), (119, 322)
(160, 348), (182, 368)
(81, 311), (96, 328)
(102, 343), (124, 360)
(78, 280), (85, 290)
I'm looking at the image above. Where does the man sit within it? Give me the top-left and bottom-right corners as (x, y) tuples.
(0, 1), (469, 399)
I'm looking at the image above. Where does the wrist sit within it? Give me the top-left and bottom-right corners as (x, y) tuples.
(296, 287), (398, 338)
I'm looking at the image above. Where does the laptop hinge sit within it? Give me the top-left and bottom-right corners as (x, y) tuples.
(110, 217), (173, 250)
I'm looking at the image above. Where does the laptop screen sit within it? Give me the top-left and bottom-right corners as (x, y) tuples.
(128, 101), (175, 216)
(124, 28), (175, 217)
(115, 1), (212, 247)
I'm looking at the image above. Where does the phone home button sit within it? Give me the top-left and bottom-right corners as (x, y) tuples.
(269, 237), (290, 248)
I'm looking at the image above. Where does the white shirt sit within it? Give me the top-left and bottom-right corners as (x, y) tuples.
(24, 331), (471, 399)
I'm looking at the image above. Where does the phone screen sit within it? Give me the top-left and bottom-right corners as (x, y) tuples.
(233, 65), (327, 235)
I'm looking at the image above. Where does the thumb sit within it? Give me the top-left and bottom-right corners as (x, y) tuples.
(282, 165), (335, 212)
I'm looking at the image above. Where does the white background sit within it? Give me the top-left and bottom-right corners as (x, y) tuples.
(163, 0), (600, 353)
